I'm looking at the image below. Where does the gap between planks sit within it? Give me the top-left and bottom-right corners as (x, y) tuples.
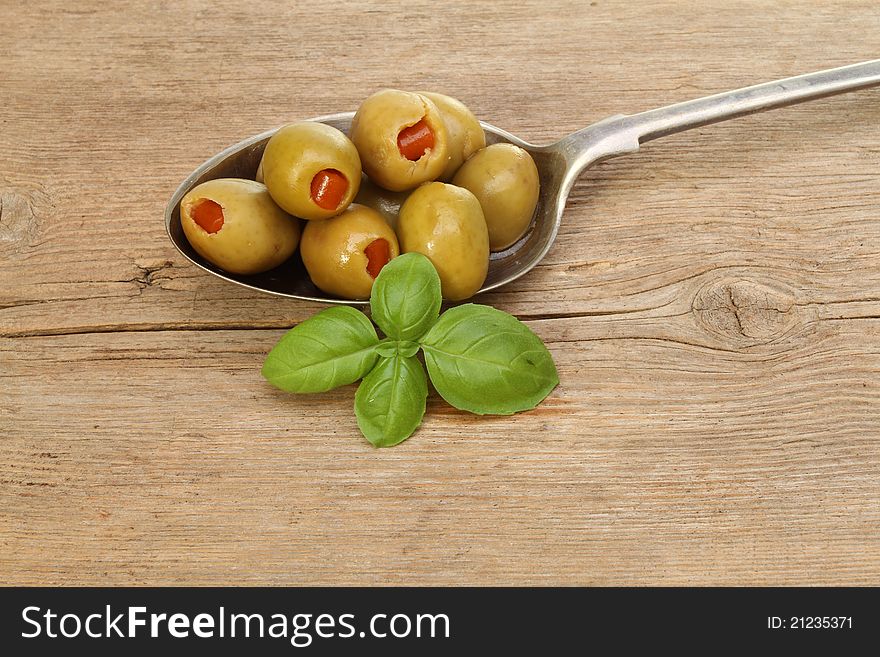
(2, 311), (879, 340)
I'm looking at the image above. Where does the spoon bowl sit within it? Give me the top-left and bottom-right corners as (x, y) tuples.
(166, 60), (880, 304)
(165, 114), (561, 304)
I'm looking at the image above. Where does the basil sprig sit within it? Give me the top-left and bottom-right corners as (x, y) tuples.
(262, 253), (558, 447)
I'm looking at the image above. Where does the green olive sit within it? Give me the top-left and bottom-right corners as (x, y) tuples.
(301, 203), (400, 300)
(180, 178), (300, 275)
(261, 121), (361, 221)
(350, 89), (448, 192)
(396, 182), (489, 301)
(418, 92), (485, 180)
(452, 143), (539, 251)
(353, 174), (411, 229)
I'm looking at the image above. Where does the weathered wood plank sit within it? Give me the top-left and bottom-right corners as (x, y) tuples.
(2, 318), (879, 585)
(2, 2), (879, 336)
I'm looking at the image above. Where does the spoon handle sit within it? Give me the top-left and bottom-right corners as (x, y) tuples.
(625, 59), (880, 142)
(560, 59), (880, 174)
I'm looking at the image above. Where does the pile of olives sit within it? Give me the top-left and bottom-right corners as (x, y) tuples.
(179, 89), (540, 301)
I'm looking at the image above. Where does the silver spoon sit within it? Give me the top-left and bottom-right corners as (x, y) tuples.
(165, 59), (880, 305)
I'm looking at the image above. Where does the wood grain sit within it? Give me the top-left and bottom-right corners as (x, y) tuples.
(1, 0), (879, 585)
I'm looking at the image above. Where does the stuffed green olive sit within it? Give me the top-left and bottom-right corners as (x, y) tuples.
(180, 178), (300, 275)
(301, 203), (400, 299)
(418, 91), (485, 180)
(261, 122), (361, 221)
(396, 182), (489, 300)
(452, 143), (539, 251)
(350, 89), (449, 192)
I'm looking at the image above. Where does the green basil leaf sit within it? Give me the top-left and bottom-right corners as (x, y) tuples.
(370, 252), (442, 341)
(262, 306), (379, 393)
(355, 354), (428, 447)
(420, 304), (558, 415)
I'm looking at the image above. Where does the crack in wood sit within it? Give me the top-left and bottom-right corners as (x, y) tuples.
(0, 295), (110, 311)
(505, 305), (676, 321)
(3, 310), (879, 340)
(2, 322), (296, 338)
(129, 260), (175, 292)
(726, 287), (745, 335)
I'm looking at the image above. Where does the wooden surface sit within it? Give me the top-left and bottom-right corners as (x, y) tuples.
(2, 0), (879, 585)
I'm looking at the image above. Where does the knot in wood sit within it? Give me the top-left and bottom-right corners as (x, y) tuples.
(0, 191), (41, 247)
(692, 276), (798, 344)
